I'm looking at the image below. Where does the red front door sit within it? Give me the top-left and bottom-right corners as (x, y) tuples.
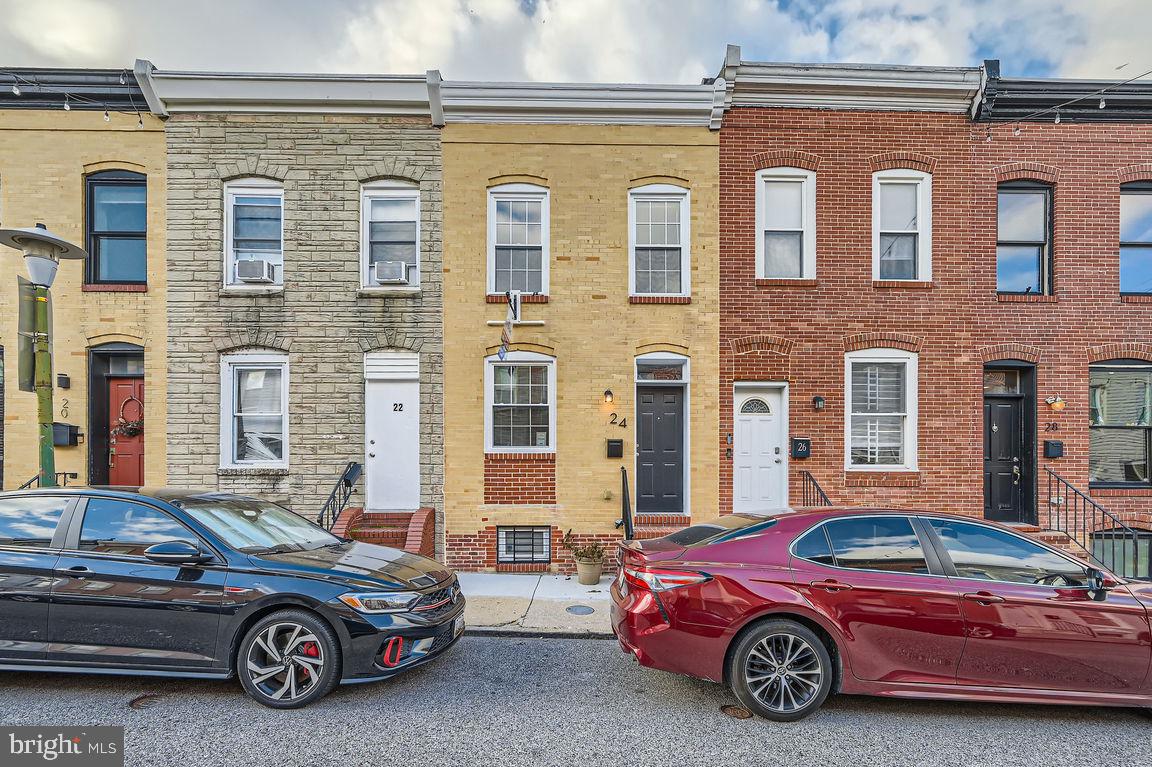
(108, 377), (145, 486)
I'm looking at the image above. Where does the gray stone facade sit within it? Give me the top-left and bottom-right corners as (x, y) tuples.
(165, 114), (443, 534)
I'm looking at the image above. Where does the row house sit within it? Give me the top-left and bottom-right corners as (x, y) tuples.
(0, 69), (167, 490)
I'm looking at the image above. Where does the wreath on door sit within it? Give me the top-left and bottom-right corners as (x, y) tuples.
(111, 395), (145, 438)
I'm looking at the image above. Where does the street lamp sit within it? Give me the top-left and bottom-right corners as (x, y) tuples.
(0, 224), (86, 488)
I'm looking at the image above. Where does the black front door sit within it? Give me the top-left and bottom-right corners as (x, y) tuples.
(984, 396), (1027, 522)
(637, 386), (684, 513)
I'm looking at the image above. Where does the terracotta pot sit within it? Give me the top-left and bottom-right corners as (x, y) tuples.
(574, 557), (604, 585)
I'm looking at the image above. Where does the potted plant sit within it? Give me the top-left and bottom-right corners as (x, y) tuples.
(562, 529), (606, 585)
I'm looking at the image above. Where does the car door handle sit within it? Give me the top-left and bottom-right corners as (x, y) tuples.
(56, 565), (92, 578)
(962, 591), (1005, 605)
(810, 579), (853, 592)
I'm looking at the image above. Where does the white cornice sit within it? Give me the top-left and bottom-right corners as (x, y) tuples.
(720, 45), (983, 114)
(136, 60), (434, 117)
(441, 80), (724, 128)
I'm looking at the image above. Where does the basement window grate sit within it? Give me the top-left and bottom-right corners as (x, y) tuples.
(497, 526), (551, 564)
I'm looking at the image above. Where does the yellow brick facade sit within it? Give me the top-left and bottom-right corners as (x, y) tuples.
(0, 111), (167, 489)
(442, 123), (719, 570)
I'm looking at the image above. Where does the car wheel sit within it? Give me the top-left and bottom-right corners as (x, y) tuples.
(238, 609), (341, 709)
(728, 619), (833, 722)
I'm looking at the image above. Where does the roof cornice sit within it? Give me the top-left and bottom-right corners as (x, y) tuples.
(720, 44), (983, 114)
(441, 79), (724, 129)
(136, 60), (434, 117)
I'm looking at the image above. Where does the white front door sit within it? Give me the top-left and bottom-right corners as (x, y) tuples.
(733, 387), (787, 512)
(364, 352), (420, 511)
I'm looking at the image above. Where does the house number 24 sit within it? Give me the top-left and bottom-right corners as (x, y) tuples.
(608, 413), (627, 428)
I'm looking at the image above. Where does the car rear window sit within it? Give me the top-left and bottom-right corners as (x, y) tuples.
(0, 496), (68, 548)
(664, 515), (779, 547)
(792, 526), (835, 565)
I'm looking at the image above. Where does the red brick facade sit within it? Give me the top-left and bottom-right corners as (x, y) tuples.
(719, 107), (1152, 533)
(483, 453), (557, 505)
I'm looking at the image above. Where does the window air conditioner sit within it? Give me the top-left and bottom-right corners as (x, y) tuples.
(235, 258), (276, 284)
(374, 260), (410, 285)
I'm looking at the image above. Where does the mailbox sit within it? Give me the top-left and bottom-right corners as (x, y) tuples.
(53, 422), (80, 447)
(791, 437), (812, 459)
(1044, 440), (1064, 459)
(606, 439), (624, 459)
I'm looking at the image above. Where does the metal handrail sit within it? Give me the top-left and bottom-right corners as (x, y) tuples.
(614, 466), (634, 540)
(799, 470), (833, 507)
(17, 472), (76, 490)
(317, 462), (363, 530)
(1044, 467), (1145, 579)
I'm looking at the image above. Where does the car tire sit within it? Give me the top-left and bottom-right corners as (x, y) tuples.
(237, 609), (342, 709)
(727, 619), (833, 722)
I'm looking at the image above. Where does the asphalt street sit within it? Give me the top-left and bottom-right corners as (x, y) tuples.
(0, 636), (1147, 767)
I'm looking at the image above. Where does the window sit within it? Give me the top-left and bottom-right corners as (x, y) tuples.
(79, 498), (195, 556)
(791, 525), (835, 566)
(361, 181), (420, 287)
(224, 179), (283, 286)
(1091, 528), (1150, 580)
(485, 351), (555, 452)
(488, 184), (548, 295)
(997, 182), (1051, 294)
(983, 369), (1020, 394)
(221, 353), (288, 468)
(756, 168), (815, 279)
(928, 519), (1086, 585)
(1120, 183), (1152, 294)
(872, 169), (932, 281)
(822, 516), (930, 574)
(845, 349), (917, 470)
(0, 496), (67, 548)
(1089, 362), (1152, 486)
(629, 184), (690, 296)
(497, 526), (551, 564)
(86, 170), (147, 284)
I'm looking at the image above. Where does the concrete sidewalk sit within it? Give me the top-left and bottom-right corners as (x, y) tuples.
(458, 572), (614, 637)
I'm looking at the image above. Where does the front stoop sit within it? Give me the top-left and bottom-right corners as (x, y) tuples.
(336, 507), (438, 559)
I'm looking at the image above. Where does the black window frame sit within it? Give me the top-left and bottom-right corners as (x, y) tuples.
(1120, 181), (1152, 296)
(1089, 359), (1152, 489)
(496, 525), (551, 564)
(996, 180), (1053, 296)
(85, 169), (147, 285)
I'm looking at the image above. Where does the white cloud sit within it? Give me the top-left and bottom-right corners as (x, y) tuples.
(6, 0), (124, 64)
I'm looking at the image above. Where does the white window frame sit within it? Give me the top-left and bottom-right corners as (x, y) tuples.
(487, 183), (550, 296)
(755, 167), (816, 280)
(224, 178), (285, 287)
(844, 348), (918, 472)
(872, 169), (932, 282)
(484, 350), (557, 453)
(220, 353), (289, 469)
(628, 184), (691, 297)
(360, 180), (421, 288)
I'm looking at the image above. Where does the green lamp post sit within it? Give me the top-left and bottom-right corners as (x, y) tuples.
(0, 224), (86, 488)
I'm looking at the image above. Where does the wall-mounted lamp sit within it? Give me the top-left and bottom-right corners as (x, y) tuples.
(1045, 395), (1066, 412)
(603, 389), (613, 404)
(812, 396), (826, 411)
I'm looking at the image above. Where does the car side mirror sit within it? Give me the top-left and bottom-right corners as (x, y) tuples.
(1086, 567), (1118, 601)
(144, 540), (212, 565)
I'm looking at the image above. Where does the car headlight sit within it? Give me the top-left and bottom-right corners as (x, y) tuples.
(338, 591), (421, 614)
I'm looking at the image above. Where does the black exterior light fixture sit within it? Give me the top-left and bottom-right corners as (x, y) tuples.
(604, 390), (613, 404)
(812, 396), (826, 411)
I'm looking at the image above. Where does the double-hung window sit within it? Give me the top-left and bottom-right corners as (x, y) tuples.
(485, 352), (555, 452)
(756, 168), (815, 279)
(1089, 361), (1151, 486)
(997, 182), (1052, 294)
(873, 169), (931, 281)
(1120, 183), (1152, 294)
(629, 184), (690, 296)
(362, 181), (420, 287)
(224, 179), (283, 287)
(488, 184), (548, 295)
(221, 353), (288, 468)
(86, 170), (147, 284)
(845, 348), (918, 470)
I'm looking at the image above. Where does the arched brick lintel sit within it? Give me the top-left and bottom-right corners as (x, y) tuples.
(978, 343), (1044, 364)
(1089, 343), (1152, 364)
(730, 334), (794, 356)
(843, 332), (923, 353)
(868, 151), (937, 174)
(751, 150), (821, 172)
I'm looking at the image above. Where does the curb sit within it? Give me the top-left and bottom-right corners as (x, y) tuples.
(465, 627), (615, 640)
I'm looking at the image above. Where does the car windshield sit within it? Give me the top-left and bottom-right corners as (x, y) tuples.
(175, 496), (339, 553)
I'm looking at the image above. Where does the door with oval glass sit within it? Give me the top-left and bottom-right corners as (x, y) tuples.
(733, 387), (787, 512)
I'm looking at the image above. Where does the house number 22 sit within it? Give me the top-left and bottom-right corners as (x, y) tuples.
(393, 403), (404, 412)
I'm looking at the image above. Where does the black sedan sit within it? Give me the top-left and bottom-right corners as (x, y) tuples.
(0, 487), (464, 708)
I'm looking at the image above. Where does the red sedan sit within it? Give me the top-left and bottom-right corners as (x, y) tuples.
(611, 508), (1152, 721)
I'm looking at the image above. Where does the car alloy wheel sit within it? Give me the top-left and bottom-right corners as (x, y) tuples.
(744, 633), (823, 714)
(238, 609), (341, 708)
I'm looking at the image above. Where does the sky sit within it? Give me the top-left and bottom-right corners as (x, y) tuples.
(0, 0), (1149, 83)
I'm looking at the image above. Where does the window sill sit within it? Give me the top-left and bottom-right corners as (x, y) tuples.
(358, 286), (421, 298)
(1120, 294), (1152, 304)
(82, 283), (148, 293)
(495, 562), (551, 573)
(997, 292), (1057, 303)
(484, 452), (556, 461)
(755, 278), (818, 288)
(629, 295), (691, 304)
(845, 471), (921, 487)
(218, 466), (290, 477)
(220, 285), (284, 297)
(486, 293), (549, 304)
(1089, 485), (1152, 497)
(873, 280), (934, 289)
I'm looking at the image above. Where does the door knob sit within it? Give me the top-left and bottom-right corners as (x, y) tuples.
(774, 459), (782, 464)
(369, 453), (376, 458)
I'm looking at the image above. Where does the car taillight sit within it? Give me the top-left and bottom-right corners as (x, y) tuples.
(622, 565), (710, 592)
